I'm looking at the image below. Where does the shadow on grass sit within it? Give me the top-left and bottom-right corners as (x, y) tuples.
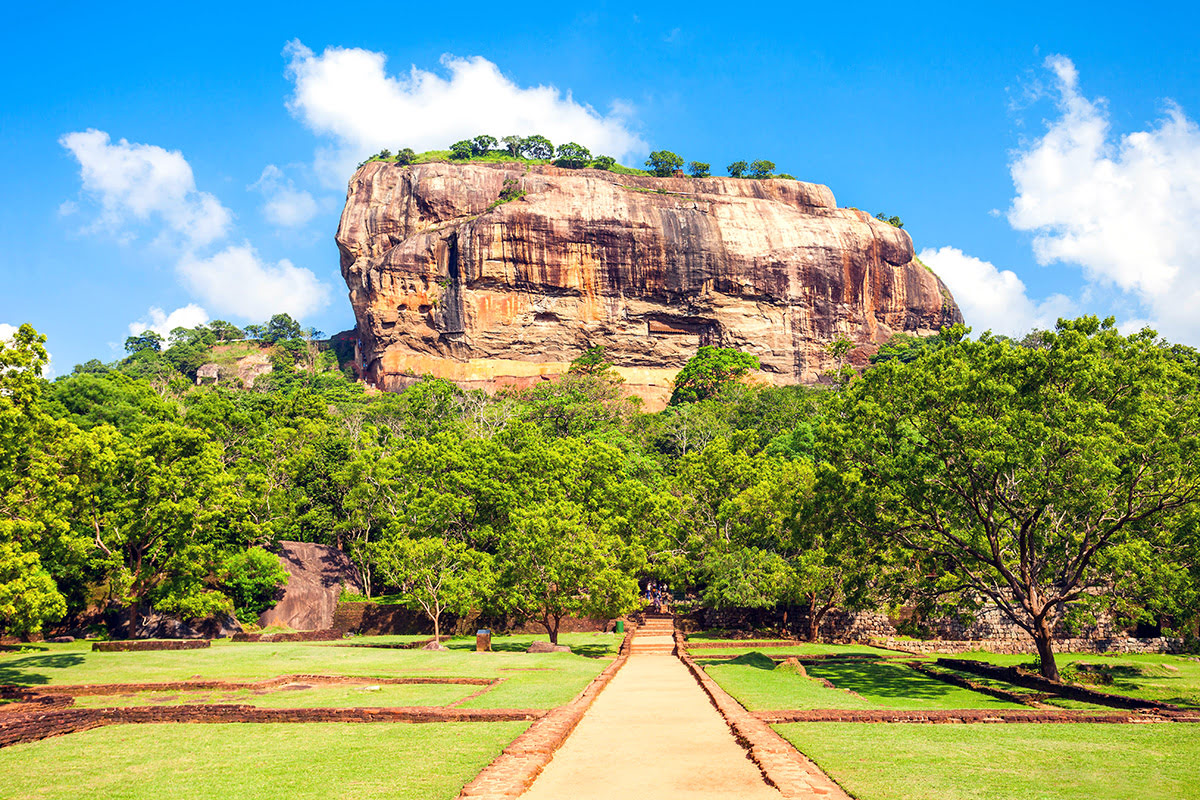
(0, 653), (85, 686)
(808, 661), (967, 701)
(442, 640), (614, 658)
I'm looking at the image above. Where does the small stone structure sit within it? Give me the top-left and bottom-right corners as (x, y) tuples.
(195, 363), (219, 385)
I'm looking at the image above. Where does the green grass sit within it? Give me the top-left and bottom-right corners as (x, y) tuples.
(702, 654), (1023, 711)
(775, 722), (1200, 800)
(0, 721), (528, 800)
(946, 651), (1200, 708)
(687, 642), (902, 657)
(0, 634), (618, 709)
(71, 682), (475, 709)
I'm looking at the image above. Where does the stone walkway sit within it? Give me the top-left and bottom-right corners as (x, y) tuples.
(520, 655), (784, 799)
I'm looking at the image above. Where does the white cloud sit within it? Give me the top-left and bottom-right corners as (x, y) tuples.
(0, 324), (16, 341)
(177, 244), (331, 320)
(250, 165), (319, 228)
(60, 129), (232, 246)
(919, 246), (1074, 337)
(1008, 55), (1200, 343)
(283, 41), (646, 183)
(128, 304), (210, 338)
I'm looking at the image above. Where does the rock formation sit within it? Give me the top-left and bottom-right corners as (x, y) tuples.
(337, 161), (962, 408)
(258, 541), (363, 631)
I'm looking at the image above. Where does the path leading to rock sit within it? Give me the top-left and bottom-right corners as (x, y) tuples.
(520, 655), (783, 799)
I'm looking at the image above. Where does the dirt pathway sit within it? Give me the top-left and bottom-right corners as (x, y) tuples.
(520, 655), (783, 799)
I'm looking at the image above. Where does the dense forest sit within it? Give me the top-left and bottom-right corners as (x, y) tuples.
(2, 315), (1198, 679)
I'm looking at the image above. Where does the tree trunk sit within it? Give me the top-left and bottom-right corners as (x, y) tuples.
(433, 612), (440, 643)
(127, 601), (140, 639)
(549, 616), (559, 645)
(1032, 616), (1059, 681)
(807, 596), (819, 642)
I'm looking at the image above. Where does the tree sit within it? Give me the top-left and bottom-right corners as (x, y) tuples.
(591, 155), (616, 171)
(243, 324), (266, 340)
(218, 547), (289, 623)
(875, 213), (904, 229)
(498, 501), (641, 644)
(824, 319), (1200, 680)
(208, 320), (244, 341)
(471, 135), (498, 156)
(555, 142), (591, 169)
(86, 422), (250, 634)
(263, 313), (303, 344)
(449, 140), (473, 160)
(645, 150), (683, 177)
(501, 135), (523, 157)
(395, 148), (417, 166)
(748, 160), (776, 179)
(688, 161), (710, 178)
(670, 346), (760, 405)
(726, 160), (748, 178)
(520, 135), (554, 160)
(124, 330), (163, 354)
(0, 542), (65, 636)
(568, 345), (614, 376)
(370, 536), (494, 643)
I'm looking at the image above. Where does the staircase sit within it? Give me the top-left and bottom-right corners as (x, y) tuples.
(629, 612), (676, 655)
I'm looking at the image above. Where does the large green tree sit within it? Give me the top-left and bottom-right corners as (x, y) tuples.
(670, 346), (760, 405)
(824, 318), (1200, 680)
(497, 500), (641, 644)
(370, 535), (494, 642)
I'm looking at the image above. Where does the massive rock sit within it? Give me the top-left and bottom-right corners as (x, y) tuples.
(337, 162), (962, 408)
(258, 541), (363, 631)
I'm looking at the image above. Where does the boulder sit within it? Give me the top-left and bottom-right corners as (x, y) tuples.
(527, 641), (572, 654)
(258, 541), (364, 631)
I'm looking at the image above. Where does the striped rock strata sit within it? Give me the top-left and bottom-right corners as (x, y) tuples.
(336, 161), (962, 408)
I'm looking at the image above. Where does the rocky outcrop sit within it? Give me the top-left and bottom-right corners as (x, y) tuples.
(337, 162), (962, 408)
(258, 541), (363, 631)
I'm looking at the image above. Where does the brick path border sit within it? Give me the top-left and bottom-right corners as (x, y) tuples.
(455, 631), (634, 800)
(677, 637), (852, 799)
(755, 708), (1200, 723)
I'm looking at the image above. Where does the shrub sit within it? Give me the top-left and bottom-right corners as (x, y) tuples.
(726, 160), (748, 178)
(449, 140), (473, 160)
(591, 155), (616, 171)
(395, 148), (416, 165)
(219, 548), (289, 623)
(875, 212), (904, 229)
(688, 161), (710, 178)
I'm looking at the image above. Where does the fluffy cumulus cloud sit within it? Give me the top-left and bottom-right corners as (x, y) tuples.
(919, 247), (1074, 337)
(1008, 55), (1200, 342)
(284, 41), (646, 183)
(59, 129), (232, 246)
(128, 304), (210, 338)
(0, 323), (16, 341)
(61, 130), (334, 325)
(177, 244), (331, 320)
(250, 165), (319, 228)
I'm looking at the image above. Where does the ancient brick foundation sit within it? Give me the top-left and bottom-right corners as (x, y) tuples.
(92, 640), (210, 652)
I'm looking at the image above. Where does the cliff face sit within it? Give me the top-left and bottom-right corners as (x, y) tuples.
(337, 161), (962, 408)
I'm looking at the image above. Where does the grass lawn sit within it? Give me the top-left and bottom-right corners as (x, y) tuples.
(703, 653), (1023, 711)
(0, 721), (527, 800)
(775, 722), (1200, 800)
(0, 634), (618, 709)
(71, 682), (475, 709)
(946, 652), (1200, 708)
(686, 643), (902, 657)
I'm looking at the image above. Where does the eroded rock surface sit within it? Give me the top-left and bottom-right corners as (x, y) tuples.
(337, 162), (962, 407)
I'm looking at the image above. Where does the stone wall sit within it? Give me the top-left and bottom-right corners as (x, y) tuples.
(684, 603), (1163, 654)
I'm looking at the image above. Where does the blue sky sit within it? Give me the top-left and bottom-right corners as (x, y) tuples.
(4, 1), (1200, 372)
